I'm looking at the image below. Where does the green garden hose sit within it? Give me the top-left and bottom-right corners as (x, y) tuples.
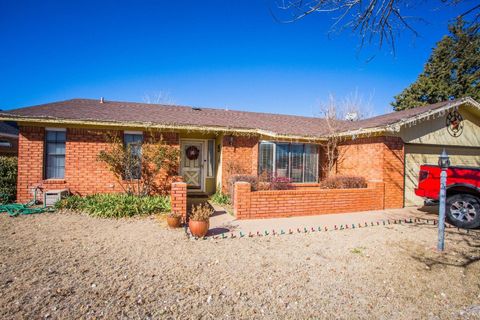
(0, 187), (54, 217)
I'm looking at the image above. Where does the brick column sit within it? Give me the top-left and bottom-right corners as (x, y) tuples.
(234, 182), (251, 219)
(367, 180), (386, 210)
(171, 182), (187, 218)
(383, 137), (404, 209)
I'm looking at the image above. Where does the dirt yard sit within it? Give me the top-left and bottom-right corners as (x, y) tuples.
(1, 212), (479, 319)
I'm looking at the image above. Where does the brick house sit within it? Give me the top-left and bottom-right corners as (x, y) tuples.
(0, 97), (479, 209)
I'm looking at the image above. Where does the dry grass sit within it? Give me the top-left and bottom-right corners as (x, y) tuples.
(1, 212), (479, 319)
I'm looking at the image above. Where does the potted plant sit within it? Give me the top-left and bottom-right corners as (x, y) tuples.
(188, 203), (212, 237)
(167, 211), (182, 228)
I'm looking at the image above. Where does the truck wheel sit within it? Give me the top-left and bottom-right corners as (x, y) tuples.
(446, 194), (480, 229)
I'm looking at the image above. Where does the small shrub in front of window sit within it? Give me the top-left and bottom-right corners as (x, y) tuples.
(98, 132), (180, 196)
(270, 176), (294, 190)
(228, 174), (259, 202)
(320, 176), (367, 189)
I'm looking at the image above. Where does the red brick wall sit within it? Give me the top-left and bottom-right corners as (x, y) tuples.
(335, 137), (385, 180)
(221, 135), (259, 192)
(234, 181), (385, 219)
(335, 136), (404, 209)
(17, 126), (44, 203)
(383, 137), (405, 209)
(17, 126), (179, 203)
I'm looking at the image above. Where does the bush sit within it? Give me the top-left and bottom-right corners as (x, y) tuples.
(320, 176), (367, 189)
(228, 174), (258, 202)
(0, 156), (17, 204)
(55, 193), (171, 218)
(210, 191), (231, 206)
(270, 176), (293, 190)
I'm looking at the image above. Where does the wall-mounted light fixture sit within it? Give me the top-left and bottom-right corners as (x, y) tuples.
(228, 135), (234, 146)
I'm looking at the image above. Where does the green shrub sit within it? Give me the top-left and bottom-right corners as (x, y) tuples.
(210, 191), (231, 206)
(0, 156), (17, 204)
(55, 193), (171, 218)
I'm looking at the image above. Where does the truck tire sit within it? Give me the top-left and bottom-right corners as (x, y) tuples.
(446, 194), (480, 229)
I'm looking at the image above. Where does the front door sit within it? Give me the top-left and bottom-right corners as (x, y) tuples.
(181, 140), (205, 191)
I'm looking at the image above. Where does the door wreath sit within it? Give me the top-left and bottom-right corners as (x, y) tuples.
(186, 146), (200, 160)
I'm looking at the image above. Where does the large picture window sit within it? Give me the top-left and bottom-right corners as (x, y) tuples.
(258, 141), (319, 183)
(45, 129), (66, 179)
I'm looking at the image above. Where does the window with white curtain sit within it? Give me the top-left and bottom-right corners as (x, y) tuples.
(45, 129), (66, 179)
(258, 141), (319, 183)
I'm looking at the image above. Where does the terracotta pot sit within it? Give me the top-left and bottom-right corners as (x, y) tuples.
(189, 220), (209, 237)
(167, 216), (182, 228)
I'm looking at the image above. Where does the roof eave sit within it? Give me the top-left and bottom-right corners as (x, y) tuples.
(0, 114), (327, 142)
(336, 97), (480, 138)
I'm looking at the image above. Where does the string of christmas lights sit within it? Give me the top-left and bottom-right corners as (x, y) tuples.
(188, 217), (469, 241)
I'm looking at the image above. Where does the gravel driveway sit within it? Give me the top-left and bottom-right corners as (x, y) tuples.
(1, 212), (479, 319)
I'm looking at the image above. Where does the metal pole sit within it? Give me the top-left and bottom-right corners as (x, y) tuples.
(437, 166), (447, 251)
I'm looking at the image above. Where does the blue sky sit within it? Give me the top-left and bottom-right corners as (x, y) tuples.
(0, 0), (474, 116)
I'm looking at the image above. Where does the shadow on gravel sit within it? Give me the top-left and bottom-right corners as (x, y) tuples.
(207, 227), (230, 236)
(405, 223), (480, 270)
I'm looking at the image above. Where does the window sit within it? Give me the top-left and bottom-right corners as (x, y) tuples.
(258, 141), (319, 183)
(304, 144), (319, 182)
(124, 132), (143, 180)
(275, 143), (289, 178)
(207, 139), (215, 177)
(45, 129), (66, 179)
(258, 142), (274, 177)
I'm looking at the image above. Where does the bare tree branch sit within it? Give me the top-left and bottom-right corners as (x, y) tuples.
(270, 0), (480, 52)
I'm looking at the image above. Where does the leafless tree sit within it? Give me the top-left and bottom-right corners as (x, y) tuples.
(142, 91), (175, 105)
(271, 0), (480, 52)
(318, 91), (373, 177)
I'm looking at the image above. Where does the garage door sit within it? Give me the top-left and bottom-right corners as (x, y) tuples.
(404, 144), (480, 206)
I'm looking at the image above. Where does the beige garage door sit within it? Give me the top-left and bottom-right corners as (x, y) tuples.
(404, 144), (480, 206)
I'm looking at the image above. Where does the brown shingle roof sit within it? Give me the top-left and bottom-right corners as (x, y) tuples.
(351, 100), (455, 130)
(1, 97), (477, 138)
(2, 98), (343, 138)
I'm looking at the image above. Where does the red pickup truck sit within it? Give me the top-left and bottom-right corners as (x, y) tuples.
(415, 165), (480, 229)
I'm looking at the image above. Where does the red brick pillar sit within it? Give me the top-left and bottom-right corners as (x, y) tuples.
(367, 180), (386, 210)
(234, 182), (251, 219)
(383, 137), (404, 209)
(171, 182), (187, 218)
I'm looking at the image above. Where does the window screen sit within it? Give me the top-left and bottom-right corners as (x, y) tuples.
(290, 144), (304, 182)
(45, 130), (66, 179)
(304, 145), (319, 183)
(124, 133), (143, 179)
(275, 143), (289, 178)
(258, 142), (274, 177)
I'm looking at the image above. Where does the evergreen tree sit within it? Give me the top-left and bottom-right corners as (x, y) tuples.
(392, 19), (479, 111)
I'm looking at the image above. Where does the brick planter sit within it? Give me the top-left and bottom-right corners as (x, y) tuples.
(234, 181), (385, 220)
